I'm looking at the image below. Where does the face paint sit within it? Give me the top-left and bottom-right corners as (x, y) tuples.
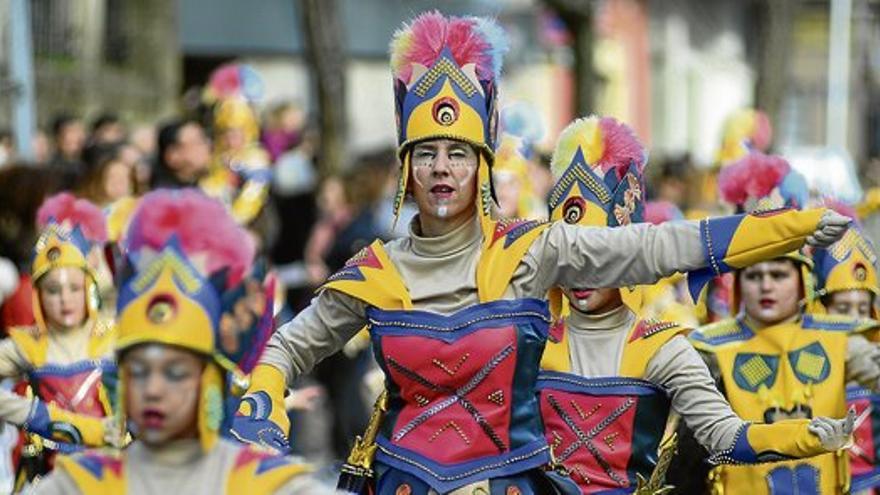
(410, 139), (479, 228)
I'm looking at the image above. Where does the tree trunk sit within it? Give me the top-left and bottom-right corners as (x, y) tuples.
(299, 0), (347, 177)
(752, 0), (799, 136)
(543, 0), (596, 116)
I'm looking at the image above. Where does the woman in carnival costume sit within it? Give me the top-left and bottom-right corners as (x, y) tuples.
(683, 154), (880, 494)
(812, 201), (880, 493)
(34, 189), (328, 494)
(0, 193), (117, 489)
(232, 11), (852, 495)
(537, 116), (855, 494)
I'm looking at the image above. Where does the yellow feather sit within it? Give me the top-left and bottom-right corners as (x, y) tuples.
(550, 116), (604, 181)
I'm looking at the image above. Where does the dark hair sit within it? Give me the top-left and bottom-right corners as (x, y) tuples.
(156, 119), (200, 169)
(90, 112), (121, 133)
(51, 113), (80, 138)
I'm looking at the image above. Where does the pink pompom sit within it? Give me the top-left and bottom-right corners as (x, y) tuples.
(644, 201), (683, 225)
(822, 198), (858, 225)
(209, 65), (242, 99)
(596, 117), (646, 180)
(37, 193), (107, 243)
(125, 189), (255, 287)
(718, 152), (790, 207)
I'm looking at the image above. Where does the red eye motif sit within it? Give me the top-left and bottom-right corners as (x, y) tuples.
(563, 197), (586, 224)
(432, 97), (459, 126)
(146, 294), (177, 324)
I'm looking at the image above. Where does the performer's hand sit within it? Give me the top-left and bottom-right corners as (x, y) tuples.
(806, 210), (851, 247)
(808, 408), (855, 451)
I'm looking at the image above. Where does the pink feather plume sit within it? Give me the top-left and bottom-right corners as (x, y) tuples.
(36, 193), (107, 243)
(822, 198), (859, 225)
(596, 117), (647, 180)
(392, 11), (506, 84)
(718, 152), (790, 207)
(125, 189), (255, 287)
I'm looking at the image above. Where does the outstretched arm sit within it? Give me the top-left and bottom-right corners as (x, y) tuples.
(528, 208), (846, 298)
(233, 288), (366, 452)
(650, 336), (853, 463)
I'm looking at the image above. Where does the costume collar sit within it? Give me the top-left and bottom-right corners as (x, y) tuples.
(742, 311), (801, 332)
(131, 438), (203, 467)
(409, 215), (481, 258)
(567, 303), (634, 334)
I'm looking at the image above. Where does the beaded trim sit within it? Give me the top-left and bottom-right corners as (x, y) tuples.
(376, 443), (548, 481)
(702, 219), (722, 276)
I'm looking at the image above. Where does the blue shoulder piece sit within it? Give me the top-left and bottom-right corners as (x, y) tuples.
(802, 314), (879, 333)
(690, 319), (754, 349)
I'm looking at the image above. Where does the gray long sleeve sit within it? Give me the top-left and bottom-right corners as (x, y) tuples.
(260, 289), (367, 386)
(645, 335), (744, 454)
(526, 220), (704, 295)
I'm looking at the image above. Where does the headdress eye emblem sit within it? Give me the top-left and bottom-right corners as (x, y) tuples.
(854, 262), (868, 282)
(46, 246), (61, 261)
(432, 97), (459, 126)
(146, 295), (177, 325)
(562, 197), (586, 225)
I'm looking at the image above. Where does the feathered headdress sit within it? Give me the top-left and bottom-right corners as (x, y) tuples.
(390, 11), (508, 236)
(547, 115), (648, 315)
(116, 189), (274, 450)
(718, 151), (807, 213)
(812, 198), (878, 313)
(31, 193), (107, 331)
(548, 116), (647, 227)
(716, 108), (773, 165)
(203, 63), (264, 144)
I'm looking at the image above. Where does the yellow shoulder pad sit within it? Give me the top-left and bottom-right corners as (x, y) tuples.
(8, 326), (46, 366)
(226, 446), (313, 494)
(540, 319), (570, 372)
(477, 219), (549, 302)
(88, 319), (117, 358)
(55, 449), (125, 494)
(620, 319), (688, 378)
(321, 240), (412, 310)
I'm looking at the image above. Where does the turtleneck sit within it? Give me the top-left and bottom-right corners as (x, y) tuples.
(409, 214), (481, 258)
(45, 322), (93, 365)
(129, 437), (203, 467)
(567, 303), (634, 333)
(566, 303), (636, 377)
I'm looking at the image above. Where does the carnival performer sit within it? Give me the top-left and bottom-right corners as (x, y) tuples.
(685, 153), (880, 494)
(492, 103), (547, 220)
(812, 203), (880, 493)
(232, 11), (852, 495)
(200, 63), (273, 226)
(537, 116), (855, 495)
(0, 193), (116, 489)
(33, 189), (329, 494)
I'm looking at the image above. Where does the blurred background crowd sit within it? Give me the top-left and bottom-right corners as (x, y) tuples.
(1, 0), (880, 485)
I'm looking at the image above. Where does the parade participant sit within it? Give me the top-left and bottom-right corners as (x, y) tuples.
(200, 63), (273, 226)
(33, 189), (327, 494)
(812, 204), (880, 493)
(492, 103), (547, 220)
(538, 116), (854, 495)
(233, 11), (852, 495)
(687, 153), (880, 494)
(0, 194), (116, 488)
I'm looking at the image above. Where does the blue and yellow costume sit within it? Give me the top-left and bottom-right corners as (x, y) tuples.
(689, 153), (876, 494)
(38, 190), (314, 494)
(813, 220), (880, 492)
(536, 118), (840, 495)
(0, 195), (117, 489)
(231, 11), (848, 495)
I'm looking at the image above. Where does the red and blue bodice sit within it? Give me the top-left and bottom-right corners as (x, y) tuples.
(847, 385), (880, 492)
(537, 371), (671, 494)
(369, 298), (552, 493)
(28, 359), (115, 417)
